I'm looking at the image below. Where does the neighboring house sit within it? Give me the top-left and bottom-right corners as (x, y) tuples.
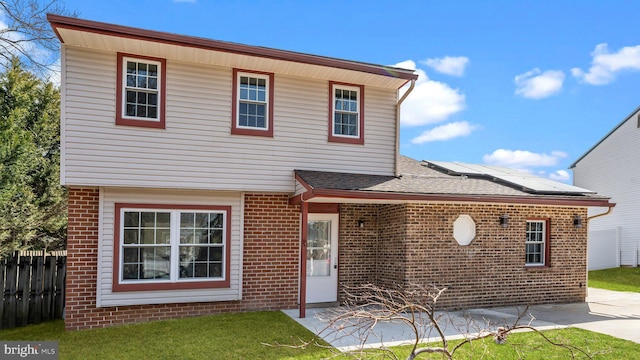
(49, 14), (613, 331)
(571, 106), (640, 270)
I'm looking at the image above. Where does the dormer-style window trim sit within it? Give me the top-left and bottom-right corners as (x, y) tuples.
(116, 53), (167, 129)
(231, 69), (274, 137)
(328, 81), (364, 145)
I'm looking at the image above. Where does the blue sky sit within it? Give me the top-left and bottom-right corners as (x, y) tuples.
(27, 1), (640, 182)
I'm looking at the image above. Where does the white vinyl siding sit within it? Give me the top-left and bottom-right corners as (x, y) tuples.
(573, 108), (640, 267)
(97, 188), (243, 307)
(62, 46), (397, 192)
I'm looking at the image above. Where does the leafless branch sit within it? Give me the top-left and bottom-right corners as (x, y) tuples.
(0, 0), (77, 75)
(281, 283), (595, 359)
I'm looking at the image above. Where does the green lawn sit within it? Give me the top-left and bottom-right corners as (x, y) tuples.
(384, 328), (639, 359)
(0, 311), (332, 360)
(1, 311), (638, 359)
(589, 267), (640, 292)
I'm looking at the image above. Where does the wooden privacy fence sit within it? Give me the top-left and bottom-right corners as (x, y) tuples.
(0, 251), (66, 329)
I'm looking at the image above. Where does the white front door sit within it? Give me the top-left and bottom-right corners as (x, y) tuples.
(306, 213), (339, 304)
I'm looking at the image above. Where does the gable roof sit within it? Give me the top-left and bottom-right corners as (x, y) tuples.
(293, 156), (612, 207)
(47, 14), (417, 89)
(570, 105), (640, 169)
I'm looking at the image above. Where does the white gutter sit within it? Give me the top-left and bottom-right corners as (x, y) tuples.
(395, 80), (416, 176)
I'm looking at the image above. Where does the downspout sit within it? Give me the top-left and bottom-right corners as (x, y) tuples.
(586, 205), (615, 222)
(585, 205), (616, 272)
(395, 80), (416, 177)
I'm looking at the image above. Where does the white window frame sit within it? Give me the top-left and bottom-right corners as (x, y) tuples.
(121, 56), (162, 122)
(235, 71), (270, 131)
(525, 220), (547, 266)
(331, 83), (361, 138)
(118, 207), (227, 285)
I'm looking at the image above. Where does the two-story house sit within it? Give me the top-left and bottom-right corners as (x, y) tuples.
(571, 106), (640, 269)
(49, 14), (613, 331)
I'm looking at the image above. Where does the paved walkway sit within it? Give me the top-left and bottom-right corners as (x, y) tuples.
(283, 288), (640, 351)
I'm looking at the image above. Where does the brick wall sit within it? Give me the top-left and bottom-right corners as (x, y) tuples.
(242, 194), (300, 309)
(65, 189), (299, 330)
(339, 203), (588, 310)
(375, 204), (407, 291)
(66, 187), (587, 329)
(337, 204), (379, 300)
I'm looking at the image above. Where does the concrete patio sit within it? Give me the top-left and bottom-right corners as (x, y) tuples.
(283, 288), (640, 351)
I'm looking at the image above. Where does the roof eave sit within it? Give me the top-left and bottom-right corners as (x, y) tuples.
(570, 105), (640, 169)
(47, 14), (418, 83)
(290, 187), (614, 208)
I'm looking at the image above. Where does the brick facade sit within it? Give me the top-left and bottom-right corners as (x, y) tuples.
(65, 188), (299, 330)
(339, 203), (588, 309)
(66, 187), (587, 330)
(337, 204), (379, 292)
(242, 194), (300, 309)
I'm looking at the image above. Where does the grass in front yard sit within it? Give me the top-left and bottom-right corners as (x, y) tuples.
(2, 312), (639, 359)
(383, 328), (639, 359)
(589, 267), (640, 292)
(0, 311), (332, 360)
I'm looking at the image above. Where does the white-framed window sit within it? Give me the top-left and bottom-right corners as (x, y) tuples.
(114, 204), (230, 291)
(232, 69), (273, 137)
(329, 82), (364, 144)
(116, 53), (166, 129)
(525, 219), (549, 266)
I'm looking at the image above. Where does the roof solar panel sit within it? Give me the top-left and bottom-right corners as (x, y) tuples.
(424, 160), (595, 194)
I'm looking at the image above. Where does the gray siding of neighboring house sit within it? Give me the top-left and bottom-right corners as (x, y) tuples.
(573, 107), (640, 267)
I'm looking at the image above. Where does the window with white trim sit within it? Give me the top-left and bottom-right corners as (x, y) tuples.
(116, 206), (229, 289)
(333, 86), (359, 137)
(525, 220), (547, 266)
(238, 74), (267, 129)
(123, 58), (160, 120)
(329, 82), (364, 144)
(116, 54), (166, 128)
(231, 69), (273, 136)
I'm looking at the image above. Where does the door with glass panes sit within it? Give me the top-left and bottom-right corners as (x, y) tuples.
(305, 213), (338, 303)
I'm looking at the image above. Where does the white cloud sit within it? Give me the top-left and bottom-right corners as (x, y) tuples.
(483, 149), (567, 168)
(549, 169), (570, 181)
(395, 60), (466, 126)
(423, 56), (469, 76)
(411, 121), (477, 144)
(514, 68), (565, 99)
(571, 43), (640, 85)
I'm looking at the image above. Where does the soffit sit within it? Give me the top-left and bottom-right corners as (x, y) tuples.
(55, 26), (412, 89)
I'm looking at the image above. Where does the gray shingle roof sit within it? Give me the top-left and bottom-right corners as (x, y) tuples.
(294, 156), (609, 203)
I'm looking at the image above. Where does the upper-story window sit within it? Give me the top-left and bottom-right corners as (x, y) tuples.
(328, 82), (364, 145)
(116, 53), (166, 129)
(231, 69), (274, 137)
(525, 219), (550, 267)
